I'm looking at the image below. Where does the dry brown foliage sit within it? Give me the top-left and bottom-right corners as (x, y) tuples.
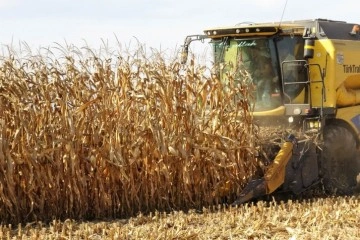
(0, 43), (258, 224)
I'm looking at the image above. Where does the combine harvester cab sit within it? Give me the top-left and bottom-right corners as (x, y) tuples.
(182, 19), (360, 204)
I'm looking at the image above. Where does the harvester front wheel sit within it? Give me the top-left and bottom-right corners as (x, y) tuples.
(321, 125), (360, 195)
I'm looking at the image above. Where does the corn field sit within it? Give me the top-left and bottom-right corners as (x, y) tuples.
(0, 43), (259, 224)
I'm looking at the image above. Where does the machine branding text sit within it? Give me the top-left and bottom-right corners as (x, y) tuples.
(343, 64), (360, 73)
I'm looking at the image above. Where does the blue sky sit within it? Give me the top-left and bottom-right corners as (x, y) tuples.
(0, 0), (359, 54)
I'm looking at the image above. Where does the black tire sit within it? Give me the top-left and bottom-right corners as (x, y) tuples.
(321, 125), (360, 195)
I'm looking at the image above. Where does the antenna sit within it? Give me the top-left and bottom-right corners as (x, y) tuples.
(279, 0), (289, 27)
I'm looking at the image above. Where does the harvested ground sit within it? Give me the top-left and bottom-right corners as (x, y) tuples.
(2, 195), (359, 239)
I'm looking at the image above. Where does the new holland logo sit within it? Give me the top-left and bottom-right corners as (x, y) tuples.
(351, 114), (360, 132)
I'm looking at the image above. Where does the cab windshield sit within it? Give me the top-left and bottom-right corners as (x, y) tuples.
(211, 36), (306, 111)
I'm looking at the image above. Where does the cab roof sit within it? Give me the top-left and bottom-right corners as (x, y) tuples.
(203, 19), (359, 40)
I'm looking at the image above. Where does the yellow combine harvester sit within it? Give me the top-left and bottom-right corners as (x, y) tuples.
(182, 19), (360, 204)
